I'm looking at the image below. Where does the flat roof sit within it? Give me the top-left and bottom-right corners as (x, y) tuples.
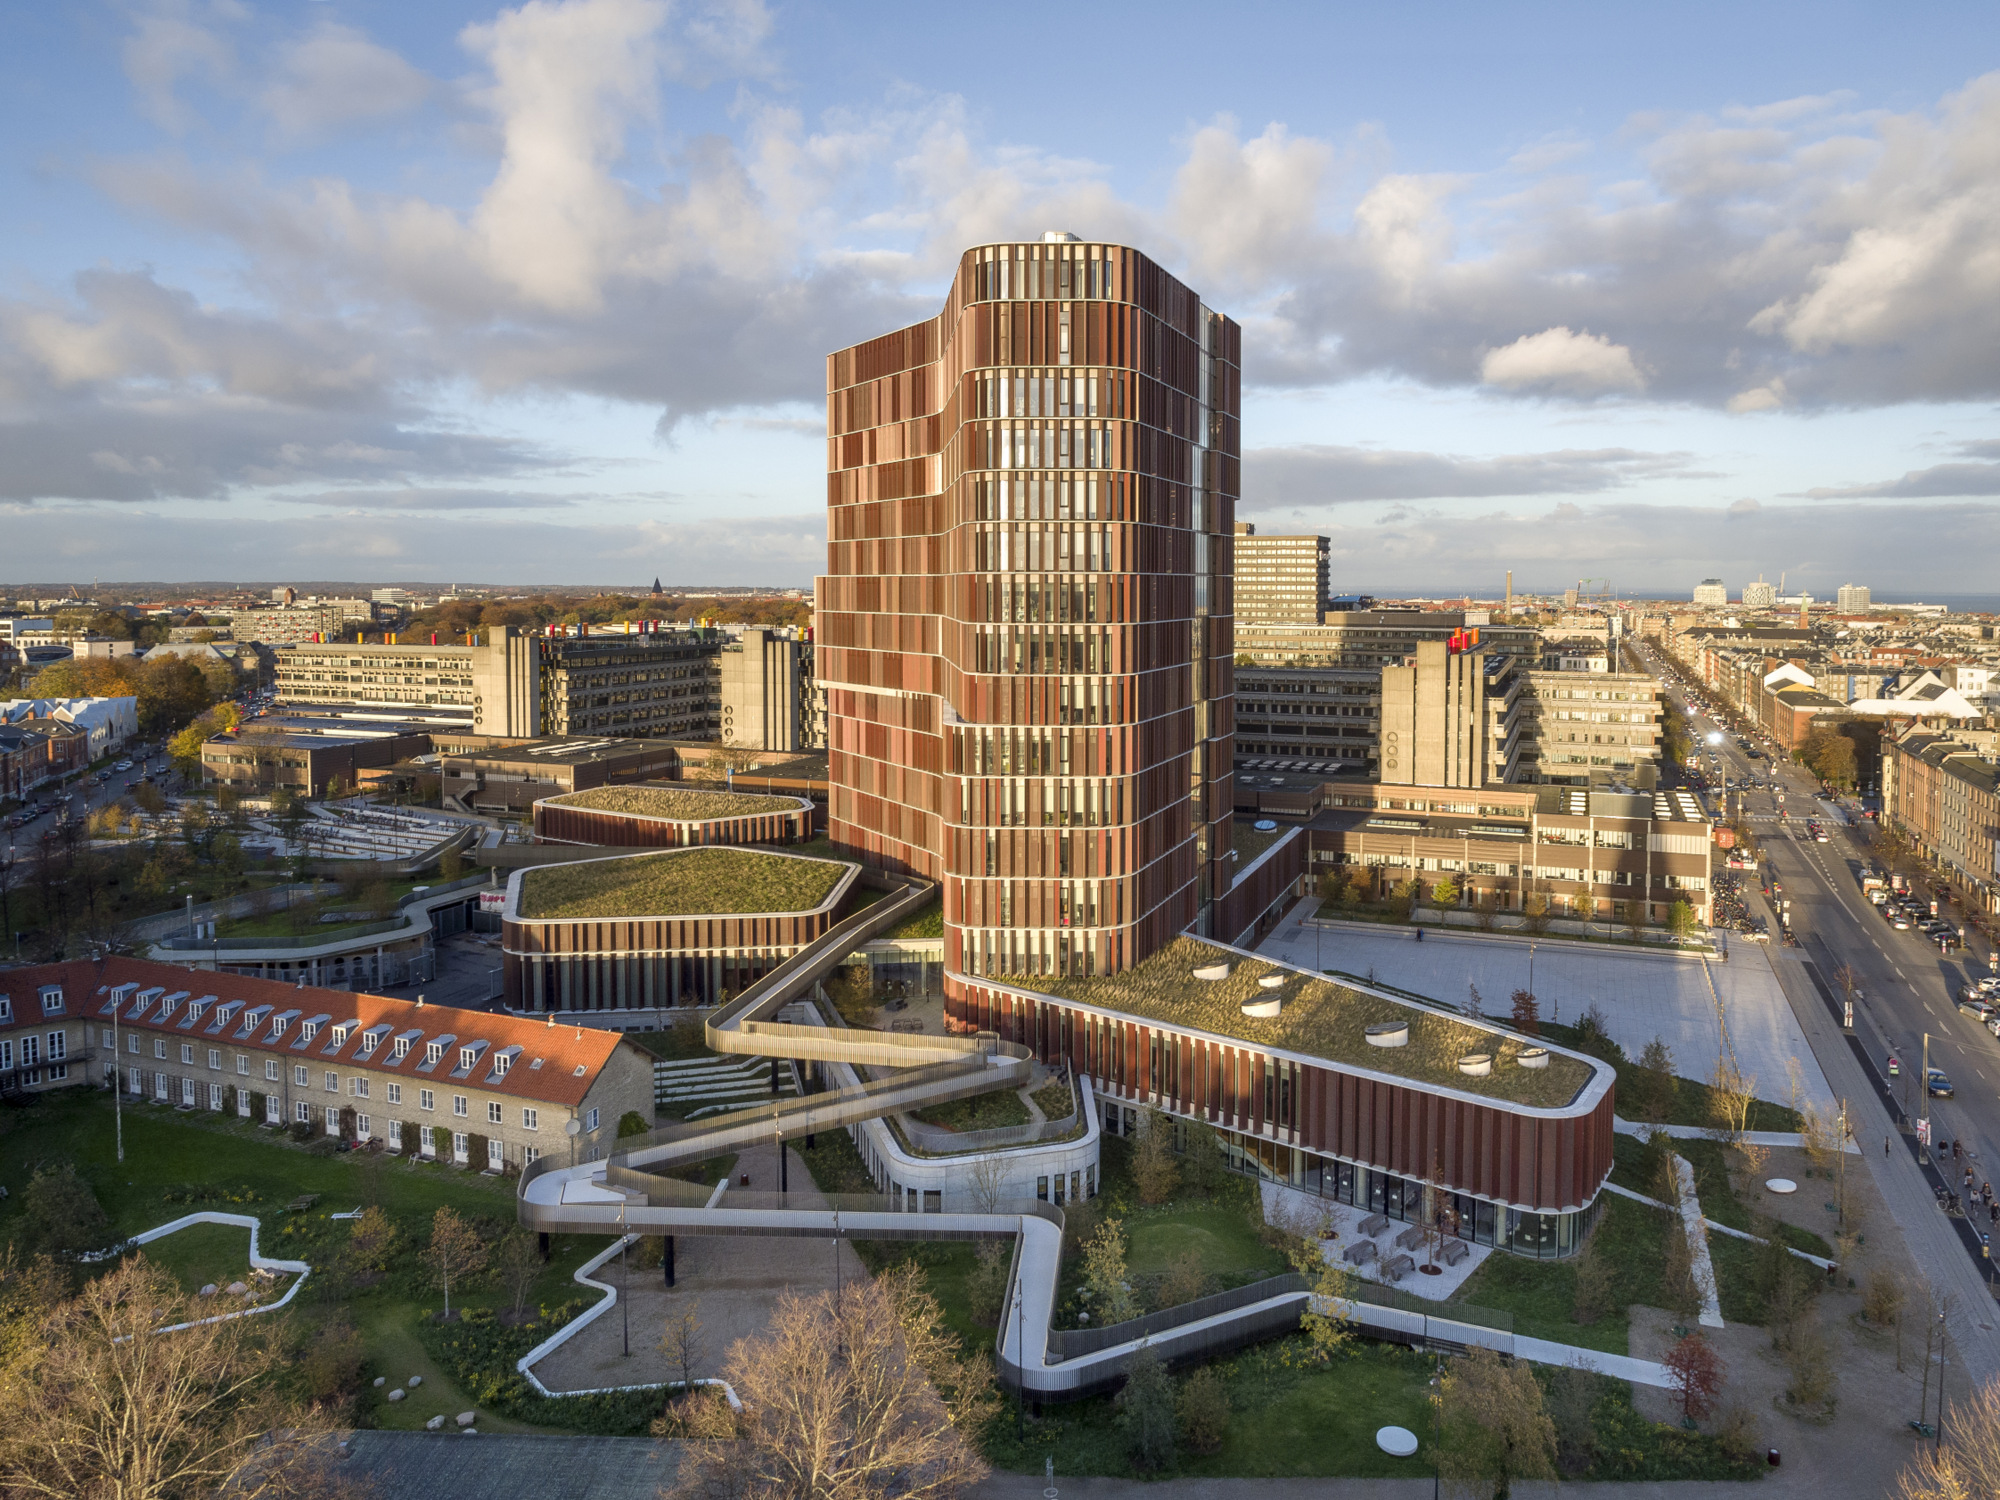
(999, 935), (1601, 1110)
(544, 784), (802, 820)
(515, 846), (854, 920)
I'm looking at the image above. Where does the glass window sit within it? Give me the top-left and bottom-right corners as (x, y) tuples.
(487, 1101), (502, 1124)
(296, 1101), (312, 1122)
(387, 1083), (402, 1105)
(420, 1089), (435, 1111)
(265, 1058), (279, 1081)
(523, 1107), (538, 1130)
(294, 1065), (308, 1087)
(453, 1095), (467, 1117)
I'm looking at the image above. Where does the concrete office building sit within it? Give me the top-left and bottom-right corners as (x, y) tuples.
(274, 632), (540, 735)
(1231, 524), (1329, 624)
(1741, 577), (1777, 610)
(1692, 579), (1729, 607)
(1837, 583), (1872, 613)
(538, 630), (719, 741)
(1235, 609), (1539, 667)
(718, 627), (812, 752)
(1379, 639), (1489, 789)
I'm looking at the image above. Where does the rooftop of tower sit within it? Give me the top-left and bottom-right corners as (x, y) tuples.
(516, 847), (854, 921)
(543, 785), (803, 820)
(995, 935), (1600, 1109)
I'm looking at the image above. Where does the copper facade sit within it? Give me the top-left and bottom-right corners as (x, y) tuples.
(821, 239), (1240, 982)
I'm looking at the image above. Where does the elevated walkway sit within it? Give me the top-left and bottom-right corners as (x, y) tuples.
(517, 868), (1651, 1399)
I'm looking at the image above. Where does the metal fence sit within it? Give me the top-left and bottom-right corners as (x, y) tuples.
(1048, 1272), (1309, 1360)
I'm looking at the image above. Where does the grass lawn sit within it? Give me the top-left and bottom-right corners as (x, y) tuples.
(1030, 1077), (1074, 1121)
(984, 1336), (1436, 1479)
(911, 1089), (1031, 1133)
(882, 894), (943, 939)
(1540, 1020), (1803, 1132)
(0, 1090), (619, 1436)
(545, 785), (798, 819)
(1610, 1134), (1834, 1259)
(517, 846), (850, 919)
(139, 1221), (260, 1294)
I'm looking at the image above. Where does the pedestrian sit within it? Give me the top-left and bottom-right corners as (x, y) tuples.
(1990, 1200), (1997, 1228)
(1886, 1134), (1892, 1158)
(1955, 1139), (1964, 1160)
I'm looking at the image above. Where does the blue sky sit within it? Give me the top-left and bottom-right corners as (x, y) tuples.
(3, 1), (1999, 597)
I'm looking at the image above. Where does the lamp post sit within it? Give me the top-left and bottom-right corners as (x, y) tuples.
(620, 1198), (630, 1358)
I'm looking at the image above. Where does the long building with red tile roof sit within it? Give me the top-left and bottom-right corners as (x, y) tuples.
(0, 958), (653, 1170)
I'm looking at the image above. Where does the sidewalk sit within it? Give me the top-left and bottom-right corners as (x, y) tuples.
(1763, 940), (2000, 1383)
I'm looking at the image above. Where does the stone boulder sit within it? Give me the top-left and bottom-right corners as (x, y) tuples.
(198, 1284), (217, 1297)
(406, 1375), (423, 1388)
(425, 1415), (445, 1432)
(372, 1377), (386, 1388)
(385, 1389), (405, 1403)
(227, 1282), (248, 1296)
(455, 1412), (476, 1427)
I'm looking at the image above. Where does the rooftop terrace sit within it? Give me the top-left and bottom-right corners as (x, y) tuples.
(1000, 935), (1598, 1109)
(545, 784), (801, 819)
(516, 847), (851, 920)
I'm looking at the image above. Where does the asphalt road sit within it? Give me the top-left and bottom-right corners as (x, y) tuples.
(1631, 643), (2000, 1241)
(4, 747), (178, 851)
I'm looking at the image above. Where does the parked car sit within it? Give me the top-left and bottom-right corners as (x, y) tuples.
(1928, 1068), (1956, 1098)
(1958, 997), (1995, 1020)
(1887, 1053), (1901, 1076)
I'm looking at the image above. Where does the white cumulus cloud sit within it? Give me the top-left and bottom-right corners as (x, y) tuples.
(1479, 327), (1645, 395)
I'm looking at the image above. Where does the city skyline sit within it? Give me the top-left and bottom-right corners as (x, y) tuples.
(2, 2), (1999, 592)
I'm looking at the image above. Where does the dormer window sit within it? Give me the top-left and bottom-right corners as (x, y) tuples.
(39, 986), (63, 1015)
(213, 1002), (242, 1029)
(391, 1031), (418, 1061)
(490, 1045), (520, 1078)
(134, 987), (164, 1018)
(238, 1005), (272, 1038)
(0, 996), (11, 1024)
(269, 1008), (301, 1040)
(425, 1042), (443, 1065)
(329, 1023), (351, 1047)
(300, 1022), (318, 1043)
(106, 983), (138, 1015)
(360, 1024), (391, 1055)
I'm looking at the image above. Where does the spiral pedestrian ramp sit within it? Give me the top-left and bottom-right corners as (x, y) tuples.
(513, 868), (1544, 1398)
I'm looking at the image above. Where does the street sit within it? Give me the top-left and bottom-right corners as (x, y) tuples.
(1631, 639), (2000, 1371)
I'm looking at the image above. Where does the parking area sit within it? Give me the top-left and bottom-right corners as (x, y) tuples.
(1257, 901), (1837, 1115)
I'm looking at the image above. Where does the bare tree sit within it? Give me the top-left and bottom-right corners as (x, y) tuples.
(1705, 1055), (1756, 1145)
(3, 1257), (362, 1500)
(669, 1275), (989, 1500)
(492, 1230), (541, 1319)
(968, 1153), (1008, 1215)
(1898, 1374), (2000, 1499)
(661, 1300), (706, 1398)
(423, 1207), (488, 1320)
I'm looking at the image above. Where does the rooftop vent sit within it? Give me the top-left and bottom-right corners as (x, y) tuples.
(1516, 1047), (1550, 1070)
(1365, 1021), (1410, 1049)
(1192, 962), (1230, 981)
(1043, 230), (1080, 243)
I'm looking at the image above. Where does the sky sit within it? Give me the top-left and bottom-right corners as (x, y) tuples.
(3, 1), (1999, 598)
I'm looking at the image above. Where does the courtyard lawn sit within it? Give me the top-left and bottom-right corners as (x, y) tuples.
(517, 846), (848, 920)
(984, 1336), (1436, 1480)
(0, 1090), (619, 1436)
(911, 1089), (1031, 1133)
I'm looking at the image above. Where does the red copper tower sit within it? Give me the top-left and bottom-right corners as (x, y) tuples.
(819, 235), (1239, 984)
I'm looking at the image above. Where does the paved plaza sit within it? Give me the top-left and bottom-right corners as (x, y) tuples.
(1256, 902), (1836, 1114)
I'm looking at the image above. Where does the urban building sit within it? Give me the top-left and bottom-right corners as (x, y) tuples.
(1837, 583), (1872, 613)
(431, 733), (682, 816)
(820, 235), (1617, 1260)
(820, 233), (1239, 980)
(200, 717), (434, 797)
(273, 632), (540, 735)
(718, 627), (814, 751)
(1230, 524), (1330, 624)
(1884, 727), (2000, 916)
(0, 696), (138, 758)
(1504, 669), (1661, 786)
(1692, 579), (1728, 607)
(500, 846), (859, 1012)
(1232, 664), (1380, 770)
(215, 602), (373, 644)
(0, 975), (93, 1099)
(538, 629), (721, 741)
(1741, 577), (1777, 610)
(8, 958), (652, 1168)
(0, 719), (89, 801)
(531, 785), (815, 849)
(1235, 610), (1539, 667)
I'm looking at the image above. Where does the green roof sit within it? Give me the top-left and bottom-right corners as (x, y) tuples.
(545, 785), (802, 820)
(1000, 936), (1596, 1109)
(516, 848), (851, 920)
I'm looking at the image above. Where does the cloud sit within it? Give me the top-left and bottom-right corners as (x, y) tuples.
(727, 416), (822, 436)
(260, 21), (433, 143)
(1480, 327), (1644, 395)
(1242, 444), (1692, 507)
(1802, 460), (2000, 499)
(270, 488), (580, 512)
(122, 1), (238, 133)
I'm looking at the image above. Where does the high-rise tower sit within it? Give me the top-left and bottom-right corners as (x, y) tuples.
(819, 234), (1239, 982)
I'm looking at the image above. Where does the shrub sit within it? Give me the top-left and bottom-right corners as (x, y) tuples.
(305, 1137), (339, 1158)
(22, 1163), (109, 1256)
(465, 1132), (489, 1170)
(966, 1240), (1009, 1326)
(1176, 1365), (1230, 1455)
(1131, 1110), (1180, 1205)
(1115, 1345), (1177, 1471)
(287, 1120), (313, 1143)
(301, 1319), (366, 1403)
(617, 1111), (652, 1139)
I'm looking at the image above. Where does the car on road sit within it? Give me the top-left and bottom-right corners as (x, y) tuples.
(1929, 1068), (1956, 1098)
(1887, 1053), (1902, 1076)
(1890, 913), (1912, 929)
(1958, 997), (1996, 1020)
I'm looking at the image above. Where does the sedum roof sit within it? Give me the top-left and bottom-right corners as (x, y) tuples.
(516, 846), (852, 920)
(544, 784), (802, 820)
(999, 935), (1598, 1109)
